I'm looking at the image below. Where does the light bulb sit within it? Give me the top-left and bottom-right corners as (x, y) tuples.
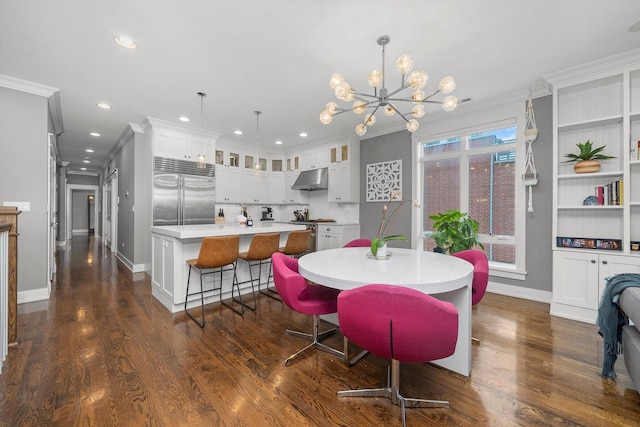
(320, 109), (333, 124)
(353, 101), (366, 114)
(325, 101), (337, 114)
(365, 114), (376, 126)
(412, 90), (426, 102)
(439, 76), (456, 94)
(408, 70), (428, 89)
(368, 69), (383, 87)
(406, 119), (419, 132)
(335, 82), (352, 101)
(442, 95), (458, 112)
(355, 123), (367, 136)
(396, 54), (413, 74)
(329, 73), (345, 90)
(384, 105), (395, 117)
(412, 104), (425, 118)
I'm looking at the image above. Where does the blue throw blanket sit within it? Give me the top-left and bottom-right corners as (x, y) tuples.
(595, 273), (640, 379)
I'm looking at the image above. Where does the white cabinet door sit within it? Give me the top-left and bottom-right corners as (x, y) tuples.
(155, 133), (187, 160)
(216, 166), (241, 203)
(269, 173), (285, 204)
(598, 253), (640, 296)
(552, 250), (599, 310)
(152, 235), (174, 299)
(299, 148), (328, 171)
(242, 171), (269, 204)
(186, 136), (213, 163)
(328, 163), (353, 202)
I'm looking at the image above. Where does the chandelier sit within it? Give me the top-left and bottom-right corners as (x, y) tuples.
(320, 35), (458, 136)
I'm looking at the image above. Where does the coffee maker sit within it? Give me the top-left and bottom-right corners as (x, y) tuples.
(261, 207), (273, 221)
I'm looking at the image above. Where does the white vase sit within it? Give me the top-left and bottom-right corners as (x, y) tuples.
(376, 243), (388, 259)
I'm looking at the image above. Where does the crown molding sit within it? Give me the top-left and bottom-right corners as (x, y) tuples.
(0, 74), (58, 97)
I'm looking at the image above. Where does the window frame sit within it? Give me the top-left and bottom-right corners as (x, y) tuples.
(411, 103), (527, 280)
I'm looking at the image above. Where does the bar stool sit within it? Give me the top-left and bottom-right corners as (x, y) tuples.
(238, 232), (280, 308)
(279, 229), (312, 258)
(184, 235), (244, 328)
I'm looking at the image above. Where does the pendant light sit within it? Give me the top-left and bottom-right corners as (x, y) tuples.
(196, 92), (207, 168)
(254, 111), (262, 176)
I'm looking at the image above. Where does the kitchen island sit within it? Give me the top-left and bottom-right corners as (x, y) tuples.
(150, 222), (306, 313)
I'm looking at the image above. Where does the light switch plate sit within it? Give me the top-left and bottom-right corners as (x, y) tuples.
(3, 201), (30, 211)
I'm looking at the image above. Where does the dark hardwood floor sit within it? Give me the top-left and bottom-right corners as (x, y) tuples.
(1, 236), (639, 426)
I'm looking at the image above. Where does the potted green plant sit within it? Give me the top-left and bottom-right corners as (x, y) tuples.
(563, 140), (615, 174)
(428, 209), (484, 254)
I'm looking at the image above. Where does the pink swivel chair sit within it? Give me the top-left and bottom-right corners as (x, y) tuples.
(271, 252), (344, 366)
(343, 238), (372, 248)
(452, 249), (488, 344)
(337, 284), (458, 427)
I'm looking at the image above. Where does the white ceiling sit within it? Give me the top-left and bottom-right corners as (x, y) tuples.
(1, 1), (639, 174)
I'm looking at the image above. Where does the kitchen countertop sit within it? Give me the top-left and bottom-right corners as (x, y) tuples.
(150, 222), (307, 239)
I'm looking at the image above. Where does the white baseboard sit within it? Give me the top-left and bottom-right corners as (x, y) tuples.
(18, 287), (50, 304)
(487, 280), (552, 304)
(115, 252), (148, 274)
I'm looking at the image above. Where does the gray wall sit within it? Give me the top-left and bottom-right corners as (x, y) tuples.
(359, 130), (413, 249)
(0, 87), (50, 293)
(491, 95), (553, 292)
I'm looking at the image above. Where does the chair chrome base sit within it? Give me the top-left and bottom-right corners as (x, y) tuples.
(284, 315), (344, 366)
(343, 337), (369, 366)
(338, 360), (449, 427)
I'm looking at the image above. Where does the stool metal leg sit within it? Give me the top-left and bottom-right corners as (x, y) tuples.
(184, 265), (205, 328)
(220, 262), (245, 316)
(258, 258), (281, 301)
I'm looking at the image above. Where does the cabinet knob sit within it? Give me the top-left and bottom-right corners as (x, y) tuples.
(602, 260), (608, 265)
(591, 259), (596, 263)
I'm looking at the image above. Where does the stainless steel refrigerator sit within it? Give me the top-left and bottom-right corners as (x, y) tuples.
(153, 157), (216, 226)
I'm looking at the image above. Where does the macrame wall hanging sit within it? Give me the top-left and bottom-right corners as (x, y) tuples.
(523, 95), (539, 213)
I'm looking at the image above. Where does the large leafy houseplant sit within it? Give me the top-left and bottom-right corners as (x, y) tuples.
(428, 209), (484, 254)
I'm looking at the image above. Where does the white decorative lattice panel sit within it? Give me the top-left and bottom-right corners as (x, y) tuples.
(366, 160), (402, 202)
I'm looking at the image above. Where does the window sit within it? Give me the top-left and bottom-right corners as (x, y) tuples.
(422, 125), (519, 268)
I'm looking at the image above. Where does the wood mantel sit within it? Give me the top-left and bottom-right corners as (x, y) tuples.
(0, 207), (20, 345)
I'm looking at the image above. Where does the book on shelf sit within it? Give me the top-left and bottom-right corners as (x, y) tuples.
(594, 179), (623, 206)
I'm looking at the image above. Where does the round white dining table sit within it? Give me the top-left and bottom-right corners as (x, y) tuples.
(298, 247), (474, 377)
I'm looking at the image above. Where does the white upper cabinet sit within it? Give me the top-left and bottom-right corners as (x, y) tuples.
(299, 147), (328, 171)
(149, 118), (217, 163)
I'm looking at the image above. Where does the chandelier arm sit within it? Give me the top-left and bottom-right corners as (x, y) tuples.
(385, 84), (411, 99)
(351, 92), (380, 100)
(366, 104), (382, 122)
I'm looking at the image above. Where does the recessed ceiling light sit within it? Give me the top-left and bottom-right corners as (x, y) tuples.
(80, 167), (87, 171)
(179, 116), (189, 122)
(114, 35), (137, 49)
(86, 149), (94, 153)
(90, 132), (100, 137)
(234, 130), (243, 135)
(275, 140), (283, 145)
(299, 132), (308, 137)
(96, 103), (112, 109)
(83, 160), (90, 164)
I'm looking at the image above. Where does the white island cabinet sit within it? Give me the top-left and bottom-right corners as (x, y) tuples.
(150, 223), (306, 313)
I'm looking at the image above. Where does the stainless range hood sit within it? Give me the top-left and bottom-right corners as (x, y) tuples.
(291, 167), (328, 191)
